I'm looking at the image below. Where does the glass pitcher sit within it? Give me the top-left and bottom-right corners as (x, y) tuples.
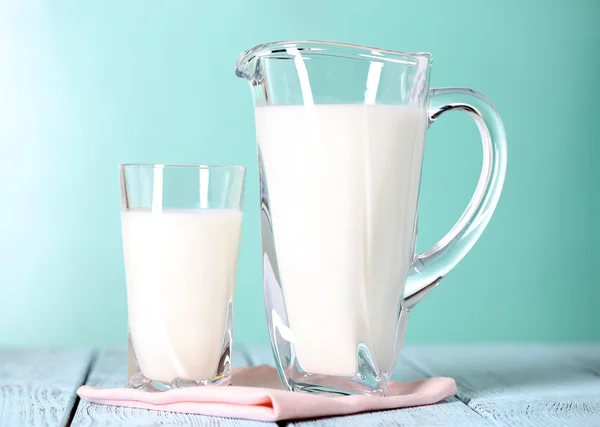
(235, 40), (507, 396)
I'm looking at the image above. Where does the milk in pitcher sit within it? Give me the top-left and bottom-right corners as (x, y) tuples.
(256, 104), (427, 377)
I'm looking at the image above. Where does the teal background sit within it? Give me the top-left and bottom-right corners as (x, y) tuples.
(1, 0), (598, 347)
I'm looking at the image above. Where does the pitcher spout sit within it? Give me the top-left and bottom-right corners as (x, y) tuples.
(235, 43), (269, 83)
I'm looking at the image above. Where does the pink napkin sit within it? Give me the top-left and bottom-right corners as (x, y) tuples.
(77, 366), (456, 422)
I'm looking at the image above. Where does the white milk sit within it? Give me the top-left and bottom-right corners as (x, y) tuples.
(122, 209), (243, 383)
(256, 104), (427, 377)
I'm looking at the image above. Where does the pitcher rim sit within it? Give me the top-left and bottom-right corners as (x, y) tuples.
(235, 40), (432, 79)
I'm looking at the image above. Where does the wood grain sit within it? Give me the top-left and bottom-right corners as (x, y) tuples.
(405, 344), (600, 427)
(6, 345), (599, 426)
(0, 348), (93, 427)
(246, 346), (489, 427)
(70, 347), (274, 427)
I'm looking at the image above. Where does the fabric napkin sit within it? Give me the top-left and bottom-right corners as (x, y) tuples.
(77, 366), (456, 422)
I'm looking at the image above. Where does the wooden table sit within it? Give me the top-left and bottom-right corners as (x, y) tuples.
(1, 345), (599, 426)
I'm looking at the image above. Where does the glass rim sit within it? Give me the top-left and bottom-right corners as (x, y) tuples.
(119, 163), (246, 171)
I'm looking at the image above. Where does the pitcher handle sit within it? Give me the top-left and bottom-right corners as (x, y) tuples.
(403, 88), (507, 309)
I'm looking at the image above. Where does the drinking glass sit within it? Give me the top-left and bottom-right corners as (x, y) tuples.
(120, 163), (245, 391)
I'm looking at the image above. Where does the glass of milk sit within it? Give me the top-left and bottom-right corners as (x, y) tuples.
(120, 163), (245, 391)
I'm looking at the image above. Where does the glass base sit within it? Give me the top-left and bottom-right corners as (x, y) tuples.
(126, 370), (231, 392)
(280, 358), (390, 397)
(126, 327), (232, 392)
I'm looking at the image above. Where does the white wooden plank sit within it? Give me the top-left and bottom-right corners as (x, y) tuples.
(552, 344), (600, 376)
(245, 346), (488, 426)
(0, 348), (93, 427)
(71, 347), (276, 427)
(405, 344), (600, 427)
